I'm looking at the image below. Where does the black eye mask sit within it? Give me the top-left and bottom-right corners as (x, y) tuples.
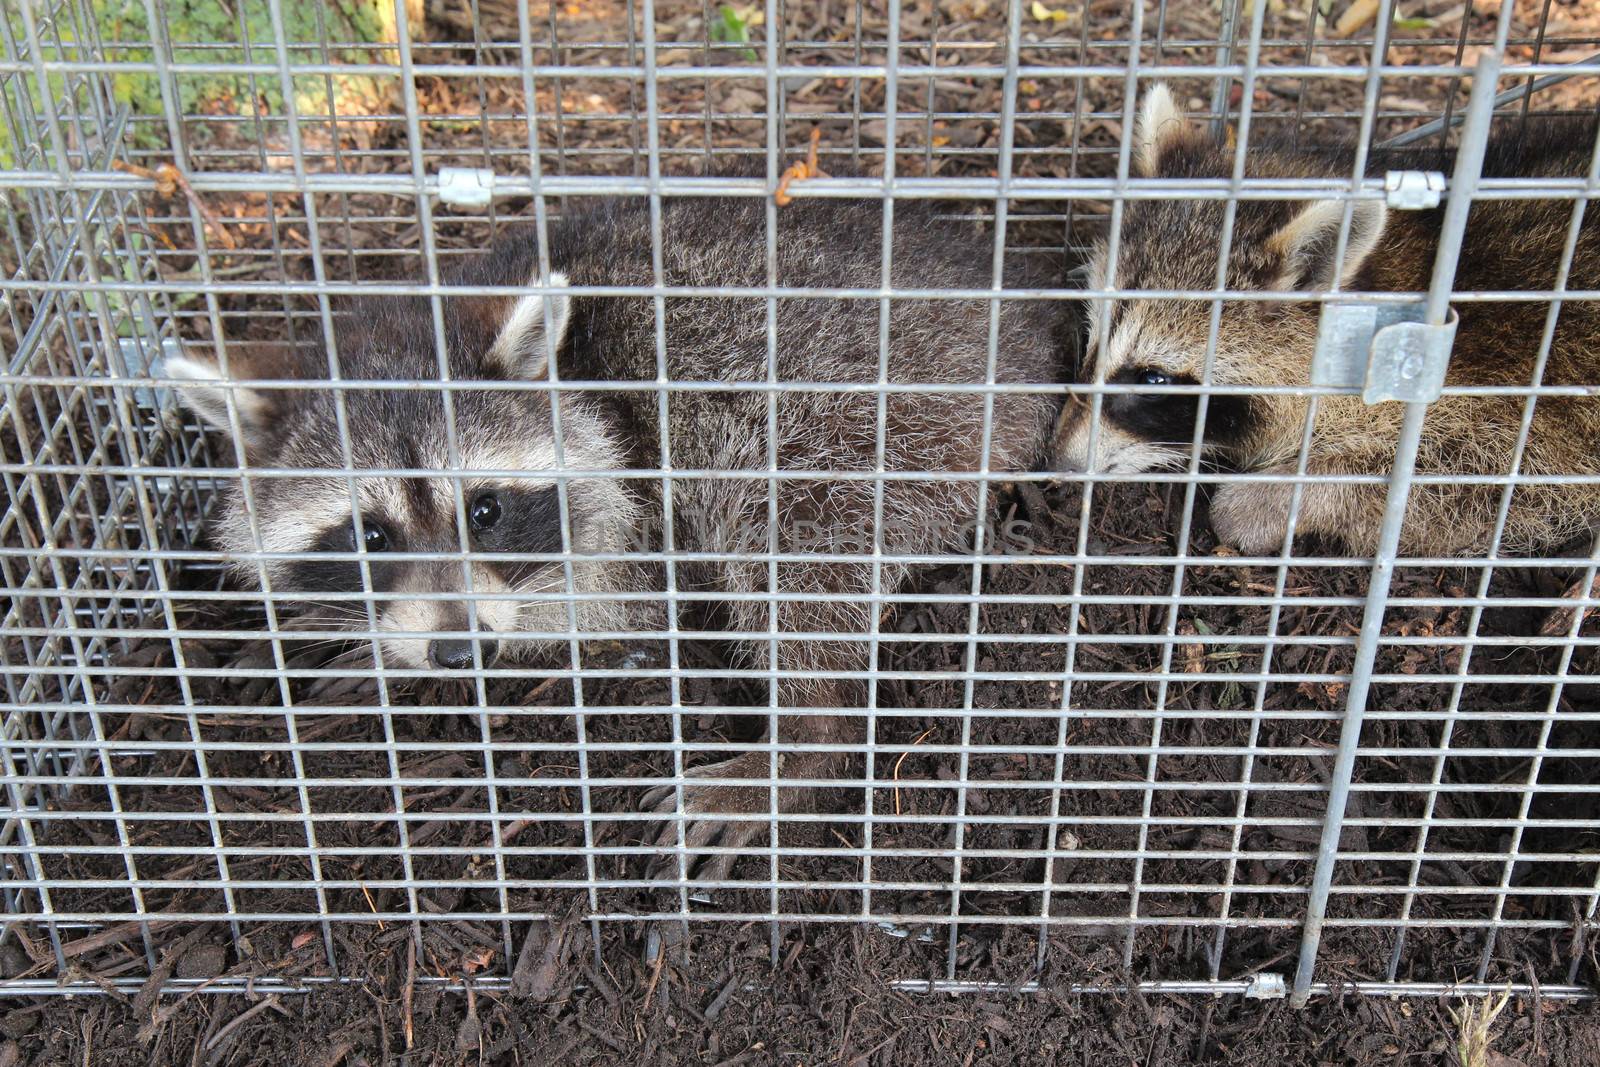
(1102, 366), (1251, 448)
(286, 515), (403, 595)
(471, 485), (565, 556)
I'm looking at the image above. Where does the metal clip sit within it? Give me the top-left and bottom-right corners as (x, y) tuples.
(1244, 972), (1288, 999)
(131, 335), (185, 410)
(1311, 302), (1459, 406)
(1384, 170), (1446, 210)
(875, 920), (938, 943)
(436, 166), (495, 208)
(1366, 312), (1459, 404)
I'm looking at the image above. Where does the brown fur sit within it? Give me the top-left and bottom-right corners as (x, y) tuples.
(1055, 85), (1600, 557)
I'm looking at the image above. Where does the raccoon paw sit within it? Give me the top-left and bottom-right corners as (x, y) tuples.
(1209, 481), (1299, 555)
(642, 752), (775, 885)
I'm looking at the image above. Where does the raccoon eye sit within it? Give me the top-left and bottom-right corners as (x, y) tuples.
(1137, 369), (1173, 387)
(352, 521), (390, 552)
(470, 491), (502, 531)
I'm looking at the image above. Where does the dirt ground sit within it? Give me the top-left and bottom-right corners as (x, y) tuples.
(6, 0), (1600, 1063)
(6, 926), (1600, 1067)
(8, 472), (1598, 1065)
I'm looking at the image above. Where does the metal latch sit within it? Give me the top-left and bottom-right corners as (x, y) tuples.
(1311, 301), (1460, 406)
(124, 335), (184, 409)
(874, 920), (938, 943)
(436, 166), (495, 207)
(1384, 170), (1446, 210)
(1244, 972), (1287, 999)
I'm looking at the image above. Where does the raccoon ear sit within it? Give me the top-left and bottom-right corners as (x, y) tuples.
(1134, 83), (1199, 176)
(486, 271), (571, 380)
(163, 348), (277, 450)
(1269, 198), (1388, 293)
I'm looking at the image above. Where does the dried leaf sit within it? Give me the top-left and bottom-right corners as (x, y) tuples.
(461, 946), (495, 974)
(1029, 1), (1072, 24)
(1334, 0), (1380, 36)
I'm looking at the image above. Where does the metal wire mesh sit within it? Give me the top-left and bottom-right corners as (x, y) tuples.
(1, 0), (1598, 1003)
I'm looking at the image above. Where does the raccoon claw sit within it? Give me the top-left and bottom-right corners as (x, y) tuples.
(1210, 481), (1299, 555)
(643, 755), (774, 884)
(774, 128), (829, 207)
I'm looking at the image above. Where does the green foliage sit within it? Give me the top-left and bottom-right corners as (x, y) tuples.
(89, 0), (400, 139)
(709, 4), (760, 63)
(0, 1), (401, 257)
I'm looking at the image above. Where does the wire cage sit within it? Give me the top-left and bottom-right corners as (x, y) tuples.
(1, 0), (1598, 1006)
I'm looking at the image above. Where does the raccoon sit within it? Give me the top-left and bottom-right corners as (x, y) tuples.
(1055, 85), (1600, 557)
(168, 193), (1070, 876)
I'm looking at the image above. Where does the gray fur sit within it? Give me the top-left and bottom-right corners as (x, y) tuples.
(1056, 86), (1600, 557)
(173, 193), (1072, 871)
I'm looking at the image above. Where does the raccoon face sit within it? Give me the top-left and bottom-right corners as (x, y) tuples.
(168, 270), (641, 671)
(1055, 84), (1390, 476)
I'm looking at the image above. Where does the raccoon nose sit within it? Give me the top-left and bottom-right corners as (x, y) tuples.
(428, 636), (499, 671)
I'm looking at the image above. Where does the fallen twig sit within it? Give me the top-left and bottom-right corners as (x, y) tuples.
(642, 946), (666, 1012)
(202, 994), (282, 1053)
(892, 727), (937, 816)
(403, 938), (416, 1051)
(1539, 573), (1600, 638)
(113, 159), (237, 250)
(60, 918), (177, 961)
(132, 925), (209, 1038)
(63, 965), (132, 1004)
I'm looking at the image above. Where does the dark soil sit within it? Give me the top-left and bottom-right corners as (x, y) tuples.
(8, 477), (1599, 1065)
(7, 923), (1600, 1066)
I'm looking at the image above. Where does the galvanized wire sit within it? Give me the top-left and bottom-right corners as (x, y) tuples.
(1, 0), (1598, 1002)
